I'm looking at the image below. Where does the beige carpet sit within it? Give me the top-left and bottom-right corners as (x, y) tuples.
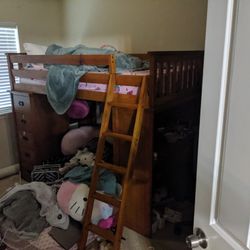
(0, 174), (23, 196)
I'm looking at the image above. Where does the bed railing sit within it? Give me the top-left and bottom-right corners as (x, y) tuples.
(6, 51), (204, 109)
(147, 51), (204, 109)
(6, 53), (116, 97)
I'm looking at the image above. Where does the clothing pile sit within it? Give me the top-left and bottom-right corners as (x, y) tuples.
(0, 182), (68, 240)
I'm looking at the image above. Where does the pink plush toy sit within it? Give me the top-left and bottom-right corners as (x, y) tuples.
(98, 215), (115, 229)
(61, 126), (99, 155)
(67, 100), (89, 119)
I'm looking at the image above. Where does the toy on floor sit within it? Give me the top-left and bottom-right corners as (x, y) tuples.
(57, 181), (114, 226)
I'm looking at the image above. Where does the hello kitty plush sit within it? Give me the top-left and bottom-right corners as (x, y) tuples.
(57, 181), (113, 225)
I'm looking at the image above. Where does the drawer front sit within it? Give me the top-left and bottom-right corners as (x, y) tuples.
(20, 168), (32, 182)
(19, 148), (37, 164)
(15, 113), (33, 132)
(20, 159), (34, 171)
(18, 131), (35, 149)
(13, 93), (31, 113)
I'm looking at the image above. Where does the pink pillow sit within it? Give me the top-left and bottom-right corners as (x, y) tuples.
(67, 100), (89, 119)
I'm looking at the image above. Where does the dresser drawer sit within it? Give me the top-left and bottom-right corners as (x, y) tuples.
(20, 168), (32, 182)
(20, 159), (34, 171)
(13, 93), (31, 113)
(18, 131), (35, 148)
(15, 113), (32, 132)
(20, 148), (37, 164)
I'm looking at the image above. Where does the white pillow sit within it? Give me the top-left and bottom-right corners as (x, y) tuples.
(23, 42), (48, 55)
(23, 43), (48, 70)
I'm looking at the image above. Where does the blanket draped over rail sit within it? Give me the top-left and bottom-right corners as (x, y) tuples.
(45, 44), (148, 114)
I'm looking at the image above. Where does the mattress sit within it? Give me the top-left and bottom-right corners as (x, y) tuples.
(18, 70), (149, 96)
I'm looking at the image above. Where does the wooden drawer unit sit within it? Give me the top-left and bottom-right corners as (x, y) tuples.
(20, 149), (37, 165)
(13, 92), (31, 113)
(12, 91), (69, 181)
(15, 113), (32, 132)
(17, 131), (35, 149)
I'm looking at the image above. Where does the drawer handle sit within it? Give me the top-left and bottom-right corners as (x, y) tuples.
(21, 114), (26, 124)
(18, 101), (24, 106)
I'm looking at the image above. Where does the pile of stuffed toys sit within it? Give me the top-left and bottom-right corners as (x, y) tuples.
(56, 126), (119, 230)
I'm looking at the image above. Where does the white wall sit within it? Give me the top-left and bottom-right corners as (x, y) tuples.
(62, 0), (207, 52)
(0, 0), (63, 169)
(0, 0), (63, 48)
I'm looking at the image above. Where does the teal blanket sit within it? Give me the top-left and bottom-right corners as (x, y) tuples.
(63, 165), (117, 196)
(45, 44), (148, 114)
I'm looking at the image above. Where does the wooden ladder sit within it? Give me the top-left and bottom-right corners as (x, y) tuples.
(78, 73), (148, 250)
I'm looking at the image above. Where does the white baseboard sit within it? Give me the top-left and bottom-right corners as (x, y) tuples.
(0, 164), (20, 179)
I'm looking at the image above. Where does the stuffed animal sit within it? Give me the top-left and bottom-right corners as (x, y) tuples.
(61, 126), (99, 155)
(57, 181), (113, 225)
(59, 148), (95, 174)
(67, 100), (89, 120)
(77, 148), (95, 167)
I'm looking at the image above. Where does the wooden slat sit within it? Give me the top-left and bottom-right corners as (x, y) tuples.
(79, 72), (110, 84)
(115, 74), (144, 87)
(13, 83), (46, 94)
(156, 62), (163, 97)
(10, 54), (115, 67)
(12, 69), (47, 80)
(108, 101), (138, 110)
(88, 224), (115, 242)
(64, 89), (145, 104)
(80, 54), (114, 68)
(97, 161), (127, 175)
(103, 131), (133, 141)
(148, 50), (204, 57)
(112, 93), (138, 104)
(10, 55), (81, 65)
(76, 90), (106, 102)
(92, 192), (121, 207)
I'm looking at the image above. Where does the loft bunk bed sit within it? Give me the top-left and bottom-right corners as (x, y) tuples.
(6, 51), (204, 237)
(7, 51), (203, 107)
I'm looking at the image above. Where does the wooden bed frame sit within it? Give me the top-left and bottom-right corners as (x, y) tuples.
(6, 51), (204, 237)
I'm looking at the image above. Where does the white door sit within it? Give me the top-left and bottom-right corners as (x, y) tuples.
(191, 0), (250, 249)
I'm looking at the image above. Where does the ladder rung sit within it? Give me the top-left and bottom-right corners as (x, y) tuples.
(103, 131), (133, 141)
(93, 192), (121, 207)
(88, 224), (115, 242)
(97, 161), (127, 175)
(108, 101), (138, 110)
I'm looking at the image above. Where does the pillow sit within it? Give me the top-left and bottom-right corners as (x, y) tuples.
(23, 43), (48, 70)
(61, 126), (99, 155)
(23, 42), (48, 55)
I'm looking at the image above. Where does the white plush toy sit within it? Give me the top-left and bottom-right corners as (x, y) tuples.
(59, 148), (95, 173)
(77, 148), (95, 167)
